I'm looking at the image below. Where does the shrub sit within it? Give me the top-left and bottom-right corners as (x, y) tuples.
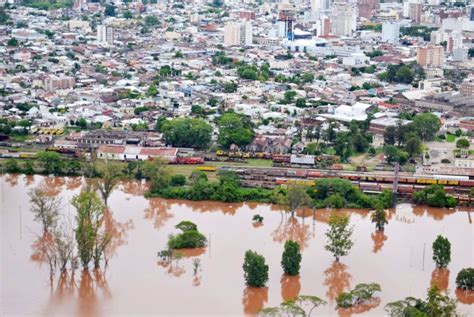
(243, 250), (269, 287)
(170, 174), (186, 186)
(281, 240), (302, 276)
(168, 230), (207, 249)
(455, 268), (473, 290)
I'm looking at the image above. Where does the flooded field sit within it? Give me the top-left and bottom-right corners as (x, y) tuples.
(1, 174), (473, 316)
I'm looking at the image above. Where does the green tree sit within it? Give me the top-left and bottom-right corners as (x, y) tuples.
(276, 185), (312, 218)
(154, 116), (167, 132)
(385, 287), (458, 317)
(371, 208), (388, 231)
(217, 112), (255, 149)
(145, 15), (159, 26)
(432, 235), (451, 269)
(456, 138), (469, 148)
(405, 135), (422, 156)
(243, 250), (269, 287)
(455, 268), (473, 290)
(143, 158), (171, 195)
(5, 158), (19, 173)
(0, 6), (11, 25)
(29, 186), (61, 234)
(72, 189), (110, 268)
(413, 113), (441, 141)
(147, 83), (158, 97)
(96, 162), (123, 206)
(7, 37), (19, 47)
(104, 4), (116, 16)
(281, 240), (302, 276)
(123, 10), (133, 19)
(37, 151), (64, 175)
(325, 214), (353, 262)
(161, 118), (212, 148)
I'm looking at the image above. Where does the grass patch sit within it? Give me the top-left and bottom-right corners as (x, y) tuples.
(446, 134), (455, 142)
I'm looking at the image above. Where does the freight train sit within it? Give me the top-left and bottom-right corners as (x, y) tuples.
(220, 166), (474, 190)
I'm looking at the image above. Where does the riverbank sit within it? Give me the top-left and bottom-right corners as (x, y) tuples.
(0, 155), (469, 207)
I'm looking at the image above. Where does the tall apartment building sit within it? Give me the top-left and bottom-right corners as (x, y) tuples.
(409, 2), (422, 23)
(381, 22), (400, 44)
(330, 2), (356, 37)
(319, 17), (331, 37)
(224, 21), (252, 47)
(43, 75), (75, 91)
(417, 45), (444, 67)
(97, 24), (114, 45)
(357, 0), (379, 20)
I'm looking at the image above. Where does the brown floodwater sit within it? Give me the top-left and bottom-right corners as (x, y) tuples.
(1, 174), (473, 316)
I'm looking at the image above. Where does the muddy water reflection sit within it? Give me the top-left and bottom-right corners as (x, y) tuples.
(281, 275), (301, 301)
(324, 261), (352, 302)
(1, 175), (473, 317)
(242, 286), (268, 315)
(371, 231), (388, 253)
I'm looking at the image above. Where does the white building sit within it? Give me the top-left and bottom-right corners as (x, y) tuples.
(330, 2), (356, 37)
(381, 22), (400, 44)
(224, 21), (252, 47)
(97, 24), (114, 45)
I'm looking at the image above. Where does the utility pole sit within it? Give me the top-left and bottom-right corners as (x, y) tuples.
(392, 162), (400, 207)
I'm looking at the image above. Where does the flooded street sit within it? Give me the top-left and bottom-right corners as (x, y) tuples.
(1, 174), (473, 316)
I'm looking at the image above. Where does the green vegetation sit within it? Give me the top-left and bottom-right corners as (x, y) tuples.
(432, 235), (451, 269)
(378, 62), (425, 86)
(167, 221), (207, 249)
(161, 118), (212, 149)
(384, 287), (458, 317)
(146, 167), (274, 203)
(96, 161), (122, 206)
(456, 138), (470, 148)
(217, 111), (255, 149)
(243, 250), (269, 287)
(104, 4), (116, 17)
(237, 62), (271, 81)
(22, 0), (73, 10)
(412, 185), (457, 208)
(281, 240), (302, 276)
(309, 178), (393, 209)
(276, 185), (312, 218)
(325, 214), (353, 262)
(29, 186), (61, 234)
(73, 189), (110, 269)
(260, 295), (327, 316)
(0, 6), (11, 25)
(455, 268), (473, 290)
(371, 208), (388, 231)
(400, 26), (438, 41)
(252, 214), (264, 224)
(336, 283), (381, 308)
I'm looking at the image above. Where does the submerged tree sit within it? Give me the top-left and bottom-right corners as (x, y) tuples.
(96, 162), (123, 206)
(260, 295), (327, 316)
(243, 250), (269, 287)
(281, 240), (302, 276)
(325, 214), (353, 262)
(72, 189), (110, 269)
(432, 235), (451, 269)
(276, 185), (312, 218)
(29, 186), (62, 233)
(385, 287), (458, 317)
(371, 207), (388, 231)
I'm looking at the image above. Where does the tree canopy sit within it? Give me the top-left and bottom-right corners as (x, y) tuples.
(161, 118), (212, 148)
(217, 111), (255, 149)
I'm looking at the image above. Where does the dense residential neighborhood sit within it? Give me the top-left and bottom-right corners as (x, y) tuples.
(1, 0), (474, 316)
